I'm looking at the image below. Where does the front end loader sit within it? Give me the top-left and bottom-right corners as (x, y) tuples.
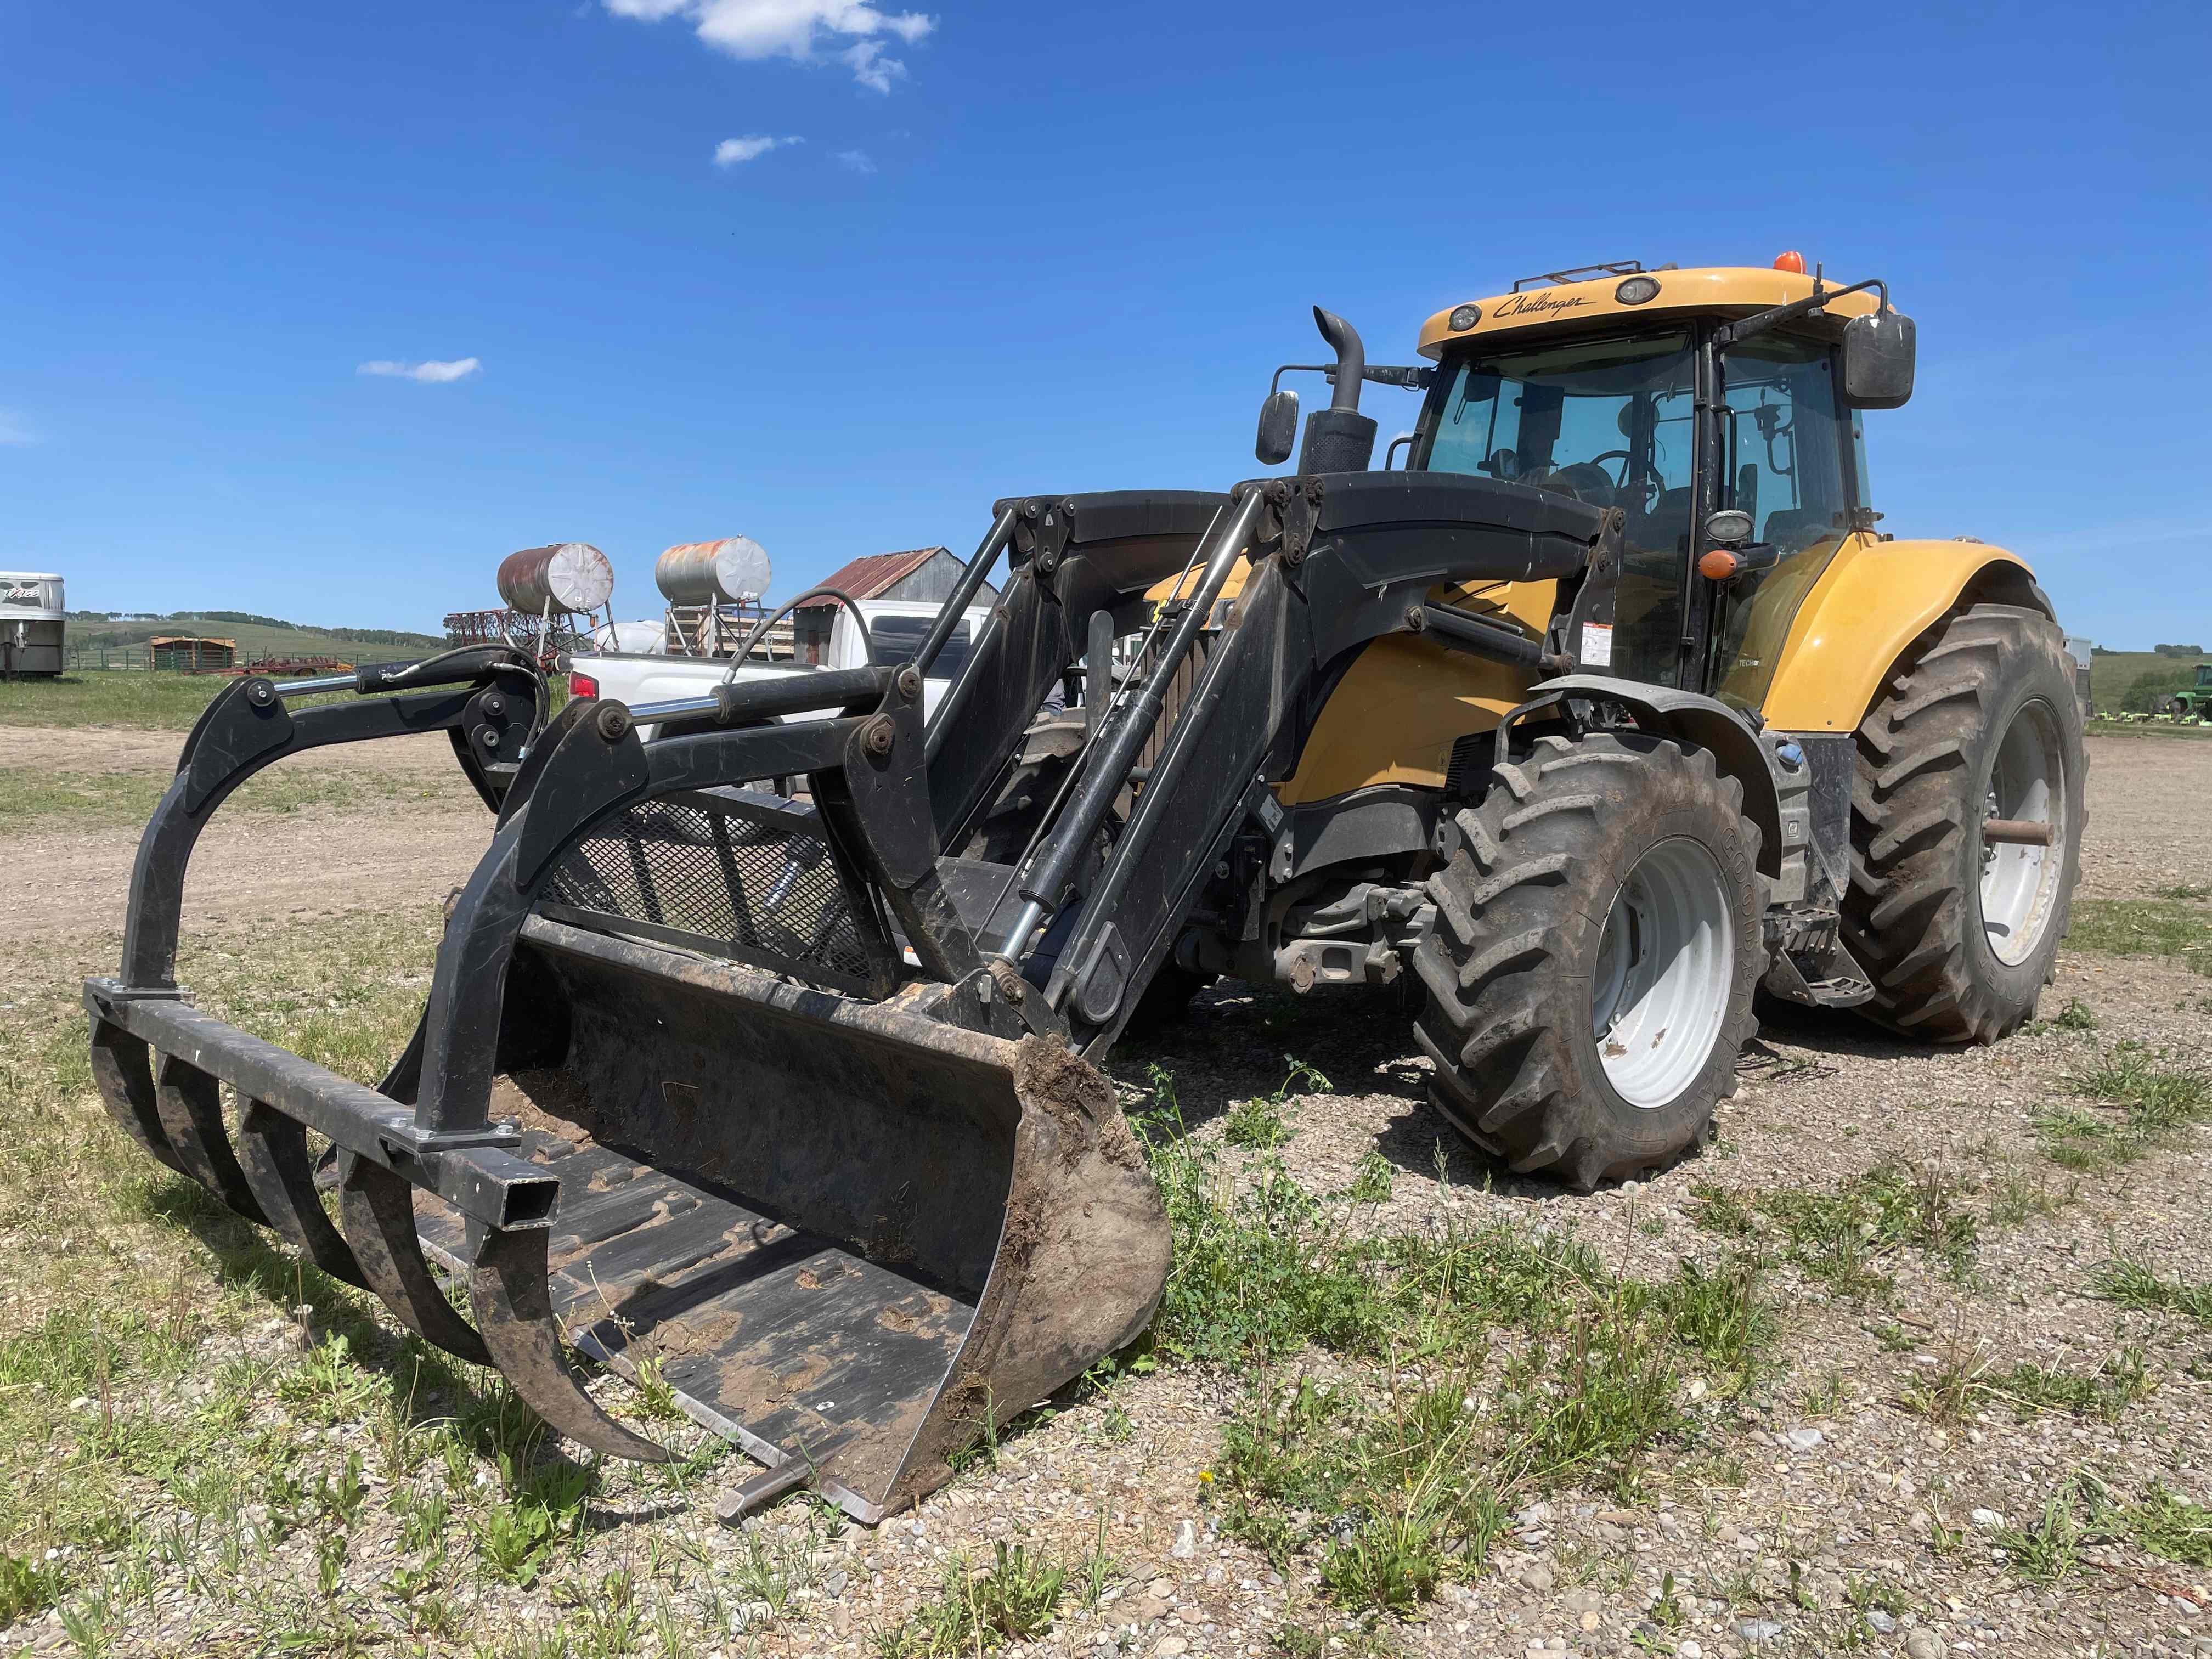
(91, 255), (2083, 1517)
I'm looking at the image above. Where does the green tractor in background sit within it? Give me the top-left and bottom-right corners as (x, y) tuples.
(2153, 663), (2212, 719)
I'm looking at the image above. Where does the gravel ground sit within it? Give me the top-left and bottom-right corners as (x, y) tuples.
(0, 722), (490, 947)
(3, 733), (2209, 1658)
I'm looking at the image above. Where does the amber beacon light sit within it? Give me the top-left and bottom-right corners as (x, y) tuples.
(1772, 250), (1808, 274)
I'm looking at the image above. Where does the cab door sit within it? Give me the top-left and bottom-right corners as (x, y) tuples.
(1703, 332), (1864, 712)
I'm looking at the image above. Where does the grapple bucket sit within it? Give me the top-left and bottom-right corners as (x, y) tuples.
(82, 489), (1221, 1516)
(414, 920), (1165, 1516)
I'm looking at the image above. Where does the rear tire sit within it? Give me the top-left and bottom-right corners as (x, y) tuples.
(1843, 603), (2086, 1043)
(1413, 733), (1765, 1190)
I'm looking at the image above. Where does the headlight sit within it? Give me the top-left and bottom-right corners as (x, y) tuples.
(1615, 275), (1661, 305)
(1448, 304), (1481, 331)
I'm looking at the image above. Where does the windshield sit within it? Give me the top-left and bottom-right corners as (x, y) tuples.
(1419, 332), (1696, 685)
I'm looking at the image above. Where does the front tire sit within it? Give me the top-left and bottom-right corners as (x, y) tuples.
(1413, 733), (1764, 1190)
(1843, 603), (2086, 1042)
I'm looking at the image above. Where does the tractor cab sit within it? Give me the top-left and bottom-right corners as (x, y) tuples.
(1406, 259), (1913, 715)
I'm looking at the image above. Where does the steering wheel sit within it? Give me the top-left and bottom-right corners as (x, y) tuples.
(1527, 461), (1619, 509)
(1582, 449), (1660, 509)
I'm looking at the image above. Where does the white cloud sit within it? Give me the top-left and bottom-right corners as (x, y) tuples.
(0, 409), (39, 446)
(714, 134), (801, 165)
(357, 358), (481, 385)
(833, 148), (876, 173)
(605, 0), (934, 91)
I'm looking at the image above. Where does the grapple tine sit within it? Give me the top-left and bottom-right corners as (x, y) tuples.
(470, 1224), (673, 1463)
(88, 1020), (185, 1175)
(152, 1053), (270, 1226)
(234, 1100), (370, 1291)
(337, 1154), (493, 1365)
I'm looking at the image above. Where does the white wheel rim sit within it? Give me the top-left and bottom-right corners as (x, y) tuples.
(1980, 699), (2066, 966)
(1590, 837), (1735, 1109)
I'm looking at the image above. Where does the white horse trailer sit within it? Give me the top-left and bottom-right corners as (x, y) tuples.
(0, 572), (64, 678)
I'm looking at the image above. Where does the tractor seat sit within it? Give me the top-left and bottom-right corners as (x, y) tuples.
(1625, 487), (1694, 559)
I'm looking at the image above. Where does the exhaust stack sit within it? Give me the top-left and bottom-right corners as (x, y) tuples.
(1297, 307), (1379, 474)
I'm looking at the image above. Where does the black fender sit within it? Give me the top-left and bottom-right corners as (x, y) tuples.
(1510, 675), (1785, 881)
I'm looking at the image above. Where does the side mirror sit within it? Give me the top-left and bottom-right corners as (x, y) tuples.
(1841, 309), (1916, 409)
(1256, 388), (1299, 465)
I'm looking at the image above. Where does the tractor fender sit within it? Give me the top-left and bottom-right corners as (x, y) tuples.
(1759, 538), (2049, 733)
(1521, 675), (1785, 879)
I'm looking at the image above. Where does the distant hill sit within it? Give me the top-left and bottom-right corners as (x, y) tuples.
(64, 611), (445, 666)
(2089, 650), (2212, 713)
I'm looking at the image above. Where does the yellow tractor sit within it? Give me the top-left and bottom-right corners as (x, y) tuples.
(1153, 253), (2088, 1182)
(88, 253), (2081, 1518)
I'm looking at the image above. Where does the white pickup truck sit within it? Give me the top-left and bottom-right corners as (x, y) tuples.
(566, 597), (996, 733)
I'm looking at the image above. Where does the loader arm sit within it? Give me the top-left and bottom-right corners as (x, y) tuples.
(923, 490), (1234, 851)
(1019, 471), (1606, 1052)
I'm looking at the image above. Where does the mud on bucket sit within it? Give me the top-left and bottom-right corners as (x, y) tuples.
(410, 915), (1171, 1521)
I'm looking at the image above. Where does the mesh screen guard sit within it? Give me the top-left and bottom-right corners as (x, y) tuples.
(538, 787), (887, 992)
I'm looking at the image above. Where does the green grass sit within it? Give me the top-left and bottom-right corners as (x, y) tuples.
(1126, 1060), (1785, 1619)
(2065, 897), (2212, 974)
(2126, 1482), (2212, 1568)
(0, 761), (471, 829)
(2088, 1256), (2212, 1321)
(1905, 1350), (2153, 1424)
(63, 617), (441, 664)
(875, 1535), (1113, 1656)
(1995, 1477), (2094, 1584)
(0, 1549), (69, 1629)
(2033, 1042), (2212, 1169)
(2023, 997), (2098, 1037)
(1136, 1066), (1390, 1363)
(0, 668), (413, 733)
(1994, 1472), (2212, 1583)
(2084, 718), (2212, 740)
(1221, 1058), (1331, 1150)
(1689, 1159), (1980, 1301)
(0, 670), (233, 731)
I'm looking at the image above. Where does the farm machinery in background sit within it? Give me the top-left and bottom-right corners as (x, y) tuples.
(1, 571), (66, 678)
(2149, 663), (2212, 721)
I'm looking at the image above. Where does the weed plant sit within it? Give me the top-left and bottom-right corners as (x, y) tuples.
(875, 1534), (1113, 1656)
(2066, 898), (2212, 974)
(1690, 1159), (1979, 1300)
(1177, 1150), (1779, 1609)
(1994, 1471), (2212, 1582)
(1905, 1350), (2153, 1424)
(2035, 1042), (2212, 1169)
(2089, 1255), (2212, 1321)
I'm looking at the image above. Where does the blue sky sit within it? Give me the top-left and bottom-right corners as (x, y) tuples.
(2, 0), (2207, 647)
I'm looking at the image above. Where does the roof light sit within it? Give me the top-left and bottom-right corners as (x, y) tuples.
(1773, 250), (1807, 274)
(1448, 304), (1481, 331)
(1615, 275), (1660, 305)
